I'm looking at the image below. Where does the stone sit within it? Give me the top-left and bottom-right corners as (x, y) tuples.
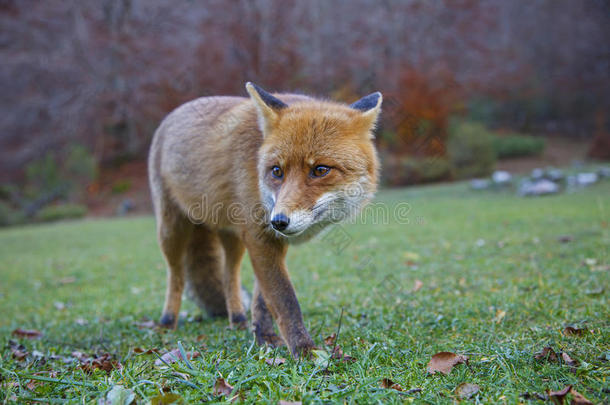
(576, 172), (598, 186)
(492, 170), (512, 185)
(598, 167), (610, 178)
(545, 168), (564, 182)
(519, 179), (560, 196)
(531, 168), (544, 180)
(470, 179), (491, 190)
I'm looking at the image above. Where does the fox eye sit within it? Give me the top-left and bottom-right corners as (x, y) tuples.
(271, 165), (284, 179)
(311, 165), (331, 178)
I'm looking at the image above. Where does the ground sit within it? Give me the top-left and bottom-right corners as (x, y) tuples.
(0, 180), (608, 403)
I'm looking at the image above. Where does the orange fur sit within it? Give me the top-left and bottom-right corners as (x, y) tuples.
(148, 83), (381, 357)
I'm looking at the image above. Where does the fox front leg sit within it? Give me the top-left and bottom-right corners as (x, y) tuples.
(245, 234), (314, 357)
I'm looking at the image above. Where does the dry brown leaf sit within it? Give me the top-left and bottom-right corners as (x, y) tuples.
(9, 341), (27, 360)
(265, 357), (286, 366)
(548, 385), (572, 405)
(569, 388), (593, 405)
(380, 378), (402, 391)
(492, 309), (506, 323)
(324, 333), (336, 346)
(196, 334), (207, 342)
(455, 383), (480, 399)
(80, 353), (121, 374)
(135, 320), (157, 329)
(279, 401), (302, 405)
(213, 377), (234, 397)
(535, 346), (559, 362)
(331, 345), (356, 363)
(12, 328), (42, 339)
(561, 352), (578, 368)
(58, 276), (77, 285)
(154, 349), (200, 366)
(412, 279), (424, 292)
(427, 352), (468, 375)
(563, 326), (587, 337)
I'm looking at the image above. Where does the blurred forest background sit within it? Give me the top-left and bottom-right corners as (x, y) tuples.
(1, 0), (609, 225)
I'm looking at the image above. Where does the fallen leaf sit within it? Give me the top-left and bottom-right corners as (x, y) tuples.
(154, 349), (200, 366)
(561, 352), (578, 368)
(557, 235), (574, 243)
(99, 384), (136, 405)
(54, 301), (66, 310)
(412, 279), (423, 292)
(455, 383), (480, 399)
(569, 388), (593, 404)
(548, 385), (571, 405)
(279, 401), (302, 405)
(135, 320), (156, 329)
(74, 318), (88, 326)
(492, 309), (506, 323)
(535, 346), (559, 362)
(58, 276), (77, 285)
(12, 328), (42, 339)
(149, 393), (184, 404)
(380, 378), (402, 391)
(9, 340), (27, 360)
(563, 326), (587, 337)
(196, 334), (207, 342)
(80, 353), (121, 374)
(265, 357), (286, 366)
(330, 345), (356, 362)
(427, 352), (468, 375)
(324, 333), (336, 346)
(213, 377), (234, 397)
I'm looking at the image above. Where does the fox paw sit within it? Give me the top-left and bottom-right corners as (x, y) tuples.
(159, 313), (177, 329)
(255, 331), (285, 347)
(230, 313), (249, 330)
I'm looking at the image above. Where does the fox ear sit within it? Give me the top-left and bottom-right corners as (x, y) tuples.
(351, 91), (382, 119)
(246, 82), (287, 135)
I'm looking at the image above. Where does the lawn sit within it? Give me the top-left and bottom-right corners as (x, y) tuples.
(1, 181), (608, 403)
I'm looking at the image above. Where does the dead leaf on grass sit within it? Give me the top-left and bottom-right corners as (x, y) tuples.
(154, 349), (200, 366)
(324, 333), (336, 346)
(135, 320), (157, 329)
(563, 326), (587, 337)
(331, 345), (356, 363)
(492, 309), (506, 323)
(58, 276), (77, 285)
(265, 357), (286, 366)
(213, 377), (234, 397)
(279, 401), (302, 405)
(79, 353), (121, 374)
(455, 383), (480, 399)
(9, 340), (27, 360)
(535, 346), (559, 362)
(412, 279), (424, 292)
(561, 352), (579, 368)
(548, 385), (572, 405)
(12, 328), (42, 339)
(380, 378), (402, 391)
(569, 388), (593, 405)
(557, 235), (574, 243)
(427, 352), (468, 375)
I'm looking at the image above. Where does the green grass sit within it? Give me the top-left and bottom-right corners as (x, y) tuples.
(1, 181), (608, 403)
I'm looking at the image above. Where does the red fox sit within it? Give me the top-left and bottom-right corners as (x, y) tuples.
(148, 83), (381, 356)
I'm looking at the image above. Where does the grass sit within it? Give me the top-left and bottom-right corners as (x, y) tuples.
(1, 180), (608, 403)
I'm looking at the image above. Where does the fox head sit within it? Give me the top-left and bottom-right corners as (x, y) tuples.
(246, 82), (381, 242)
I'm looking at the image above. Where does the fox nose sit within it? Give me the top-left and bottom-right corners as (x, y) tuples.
(271, 213), (290, 231)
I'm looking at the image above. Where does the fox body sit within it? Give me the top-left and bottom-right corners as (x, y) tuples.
(148, 83), (381, 356)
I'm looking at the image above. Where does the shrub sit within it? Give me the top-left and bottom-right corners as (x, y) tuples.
(381, 155), (451, 186)
(0, 201), (25, 227)
(448, 121), (496, 179)
(492, 134), (545, 159)
(35, 204), (87, 223)
(111, 179), (132, 194)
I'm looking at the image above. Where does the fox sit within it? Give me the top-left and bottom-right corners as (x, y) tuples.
(148, 82), (381, 357)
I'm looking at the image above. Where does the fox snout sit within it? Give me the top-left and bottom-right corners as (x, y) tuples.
(269, 208), (315, 236)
